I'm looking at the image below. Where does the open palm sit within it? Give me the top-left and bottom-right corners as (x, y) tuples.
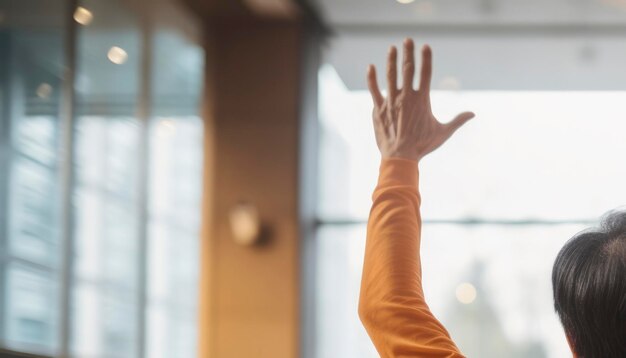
(368, 38), (475, 162)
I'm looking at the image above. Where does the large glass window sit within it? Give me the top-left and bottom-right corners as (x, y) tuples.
(0, 1), (66, 354)
(0, 0), (203, 357)
(315, 65), (626, 357)
(145, 3), (204, 356)
(72, 1), (142, 355)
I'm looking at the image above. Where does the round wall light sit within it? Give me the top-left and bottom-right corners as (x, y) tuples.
(229, 202), (262, 246)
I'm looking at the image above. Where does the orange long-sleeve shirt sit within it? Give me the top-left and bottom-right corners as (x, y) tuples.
(359, 158), (465, 358)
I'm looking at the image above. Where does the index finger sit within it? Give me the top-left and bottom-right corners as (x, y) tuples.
(367, 64), (384, 107)
(387, 46), (398, 101)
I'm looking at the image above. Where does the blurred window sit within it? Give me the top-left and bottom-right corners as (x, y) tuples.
(0, 0), (203, 357)
(315, 65), (626, 358)
(145, 18), (204, 357)
(0, 2), (65, 354)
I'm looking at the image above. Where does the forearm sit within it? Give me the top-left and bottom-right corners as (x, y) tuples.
(359, 158), (423, 308)
(358, 158), (463, 358)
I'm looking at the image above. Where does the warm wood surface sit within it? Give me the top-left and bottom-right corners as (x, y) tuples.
(198, 18), (305, 358)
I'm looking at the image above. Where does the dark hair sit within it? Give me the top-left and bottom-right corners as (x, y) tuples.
(552, 210), (626, 358)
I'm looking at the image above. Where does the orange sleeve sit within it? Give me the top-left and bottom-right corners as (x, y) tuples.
(358, 158), (464, 358)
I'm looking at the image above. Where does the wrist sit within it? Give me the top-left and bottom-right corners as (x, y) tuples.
(378, 157), (419, 187)
(382, 152), (420, 163)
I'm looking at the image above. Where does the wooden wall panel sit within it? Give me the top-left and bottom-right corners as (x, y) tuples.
(198, 19), (304, 358)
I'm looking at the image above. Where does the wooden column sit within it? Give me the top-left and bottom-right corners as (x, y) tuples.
(198, 18), (306, 358)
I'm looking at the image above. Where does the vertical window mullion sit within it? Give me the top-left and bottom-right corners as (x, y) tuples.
(299, 29), (323, 358)
(58, 0), (79, 356)
(135, 1), (153, 357)
(0, 29), (11, 348)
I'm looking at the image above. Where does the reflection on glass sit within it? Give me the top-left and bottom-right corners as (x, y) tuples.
(9, 158), (57, 266)
(145, 7), (204, 356)
(72, 1), (141, 356)
(0, 0), (65, 354)
(107, 46), (128, 65)
(6, 264), (59, 353)
(1, 0), (203, 356)
(15, 116), (58, 166)
(73, 6), (94, 26)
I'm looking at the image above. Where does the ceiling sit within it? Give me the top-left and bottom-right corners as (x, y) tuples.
(314, 0), (626, 91)
(314, 0), (626, 26)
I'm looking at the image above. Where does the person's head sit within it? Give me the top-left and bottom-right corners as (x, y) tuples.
(552, 210), (626, 357)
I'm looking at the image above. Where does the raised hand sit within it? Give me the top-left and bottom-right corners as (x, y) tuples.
(367, 38), (475, 162)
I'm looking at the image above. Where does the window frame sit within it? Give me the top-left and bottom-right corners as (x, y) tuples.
(0, 0), (203, 357)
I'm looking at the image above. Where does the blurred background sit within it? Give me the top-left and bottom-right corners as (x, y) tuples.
(1, 0), (626, 357)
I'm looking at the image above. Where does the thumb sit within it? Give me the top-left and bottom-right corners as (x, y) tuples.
(445, 111), (475, 136)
